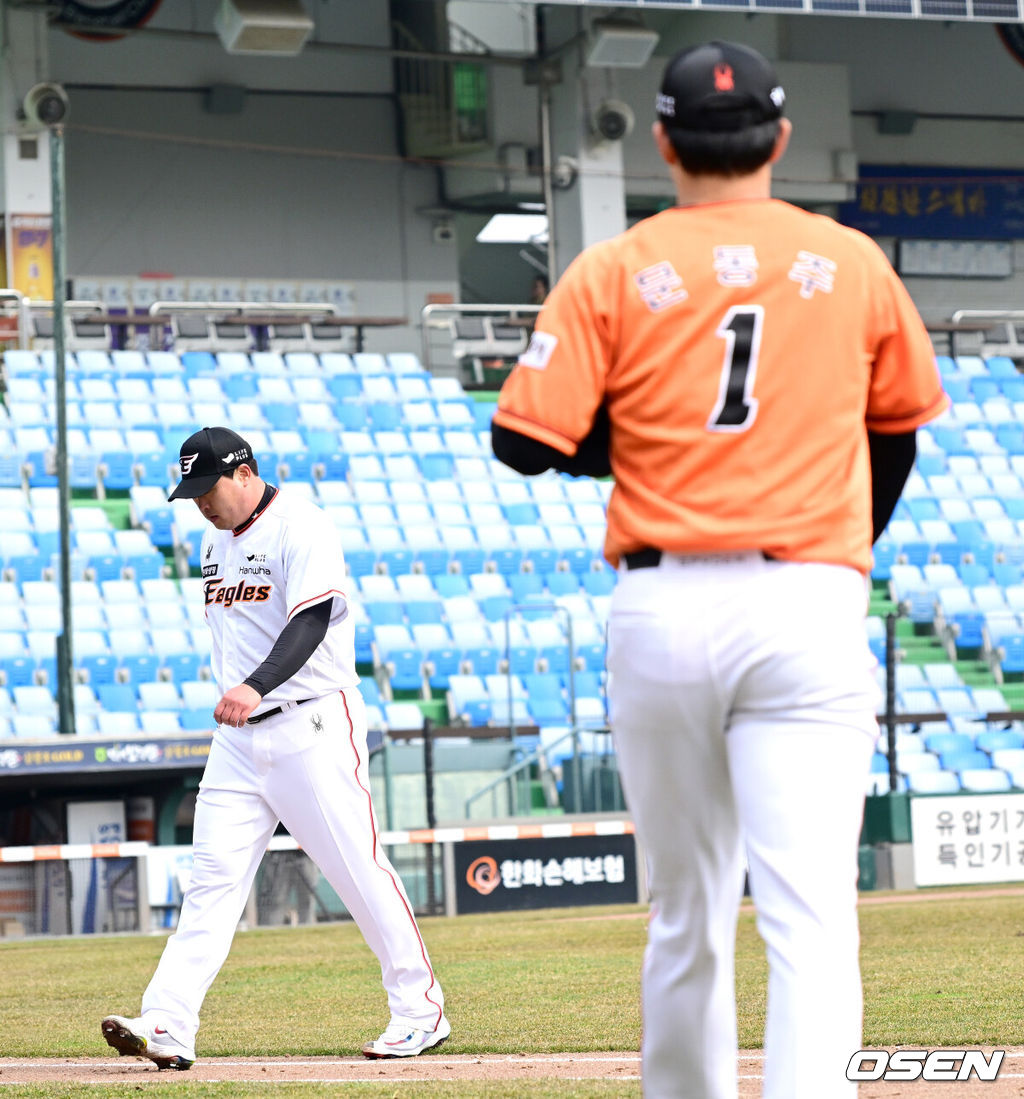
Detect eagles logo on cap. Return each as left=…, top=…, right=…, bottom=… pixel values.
left=168, top=426, right=256, bottom=501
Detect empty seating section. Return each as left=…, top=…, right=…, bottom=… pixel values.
left=20, top=344, right=1024, bottom=799
left=0, top=344, right=613, bottom=747
left=868, top=352, right=1024, bottom=794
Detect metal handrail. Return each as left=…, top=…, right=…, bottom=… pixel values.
left=463, top=741, right=537, bottom=818
left=950, top=309, right=1024, bottom=324
left=463, top=724, right=617, bottom=818
left=148, top=300, right=341, bottom=319
left=419, top=301, right=540, bottom=375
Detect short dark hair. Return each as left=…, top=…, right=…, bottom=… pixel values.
left=665, top=118, right=780, bottom=178
left=228, top=457, right=259, bottom=478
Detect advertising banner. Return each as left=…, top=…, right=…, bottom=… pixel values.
left=453, top=833, right=638, bottom=914
left=9, top=214, right=53, bottom=299
left=911, top=793, right=1024, bottom=886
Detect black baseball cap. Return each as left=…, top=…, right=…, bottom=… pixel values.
left=656, top=41, right=785, bottom=134
left=168, top=426, right=254, bottom=501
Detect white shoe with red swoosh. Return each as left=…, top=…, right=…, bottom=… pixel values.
left=101, top=1015, right=195, bottom=1070
left=361, top=1016, right=451, bottom=1059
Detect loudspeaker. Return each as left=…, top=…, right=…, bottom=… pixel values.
left=591, top=100, right=635, bottom=143
left=22, top=83, right=69, bottom=128
left=215, top=0, right=313, bottom=55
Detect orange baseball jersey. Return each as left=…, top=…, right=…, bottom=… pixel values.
left=493, top=198, right=949, bottom=573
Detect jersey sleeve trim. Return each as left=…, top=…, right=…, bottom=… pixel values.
left=288, top=589, right=347, bottom=621
left=865, top=391, right=950, bottom=435
left=491, top=408, right=577, bottom=457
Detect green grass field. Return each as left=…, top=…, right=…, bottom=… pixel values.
left=2, top=889, right=1024, bottom=1096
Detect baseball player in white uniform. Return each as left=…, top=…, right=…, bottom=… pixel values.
left=102, top=427, right=449, bottom=1069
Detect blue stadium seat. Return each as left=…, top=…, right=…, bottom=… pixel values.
left=162, top=652, right=204, bottom=682
left=976, top=728, right=1024, bottom=753
left=960, top=768, right=1011, bottom=793
left=381, top=648, right=425, bottom=694
left=354, top=623, right=374, bottom=665
left=489, top=547, right=524, bottom=576
left=506, top=644, right=539, bottom=676
left=480, top=594, right=514, bottom=623
left=907, top=770, right=960, bottom=794
left=418, top=454, right=456, bottom=481
left=433, top=574, right=470, bottom=598
left=460, top=644, right=501, bottom=675
left=924, top=731, right=974, bottom=755
left=941, top=749, right=991, bottom=772
left=509, top=573, right=544, bottom=602
left=998, top=633, right=1024, bottom=678
left=0, top=655, right=36, bottom=689
left=365, top=601, right=405, bottom=627
left=450, top=547, right=488, bottom=576
left=88, top=554, right=125, bottom=583
left=344, top=547, right=378, bottom=577
left=424, top=646, right=461, bottom=692
left=544, top=570, right=580, bottom=596
left=97, top=683, right=138, bottom=712
left=124, top=552, right=165, bottom=581
left=78, top=652, right=120, bottom=686
left=569, top=669, right=604, bottom=699
left=278, top=450, right=314, bottom=481
left=575, top=641, right=606, bottom=673
left=539, top=643, right=572, bottom=676
left=379, top=548, right=416, bottom=577
left=405, top=599, right=444, bottom=625
left=134, top=451, right=173, bottom=487
left=581, top=566, right=616, bottom=596
left=411, top=547, right=451, bottom=577
left=949, top=612, right=986, bottom=657
left=179, top=708, right=215, bottom=731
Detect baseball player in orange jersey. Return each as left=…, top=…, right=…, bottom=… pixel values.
left=493, top=42, right=948, bottom=1099
left=101, top=427, right=448, bottom=1069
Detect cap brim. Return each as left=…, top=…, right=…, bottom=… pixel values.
left=168, top=473, right=221, bottom=501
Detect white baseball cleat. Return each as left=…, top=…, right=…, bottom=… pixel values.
left=101, top=1014, right=195, bottom=1070
left=361, top=1015, right=451, bottom=1059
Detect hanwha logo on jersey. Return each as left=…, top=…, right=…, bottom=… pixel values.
left=180, top=452, right=200, bottom=475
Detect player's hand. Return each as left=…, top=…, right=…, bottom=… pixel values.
left=215, top=684, right=263, bottom=728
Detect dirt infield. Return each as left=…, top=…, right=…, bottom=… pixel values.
left=3, top=1050, right=1024, bottom=1093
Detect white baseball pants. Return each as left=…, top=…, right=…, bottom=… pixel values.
left=141, top=687, right=444, bottom=1047
left=607, top=553, right=878, bottom=1099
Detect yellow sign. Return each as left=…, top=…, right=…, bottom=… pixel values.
left=9, top=214, right=53, bottom=299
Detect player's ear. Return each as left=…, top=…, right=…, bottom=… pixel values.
left=769, top=118, right=792, bottom=165
left=652, top=121, right=678, bottom=167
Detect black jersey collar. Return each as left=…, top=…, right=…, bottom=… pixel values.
left=233, top=483, right=278, bottom=536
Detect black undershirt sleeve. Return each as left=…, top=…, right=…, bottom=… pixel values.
left=242, top=598, right=333, bottom=697
left=868, top=429, right=917, bottom=544
left=492, top=405, right=612, bottom=479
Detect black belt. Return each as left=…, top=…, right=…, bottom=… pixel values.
left=624, top=548, right=664, bottom=570
left=624, top=549, right=777, bottom=569
left=246, top=698, right=313, bottom=725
